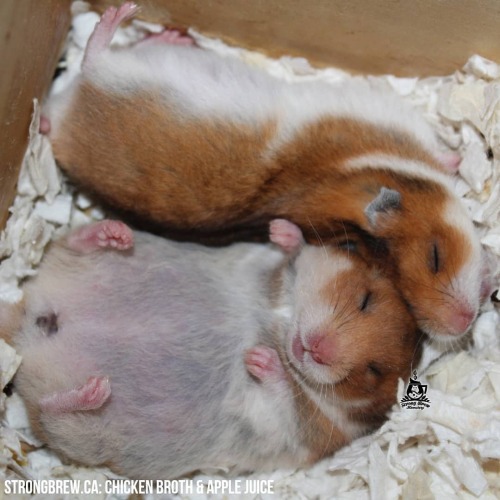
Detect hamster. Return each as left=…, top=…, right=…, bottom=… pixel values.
left=3, top=219, right=422, bottom=480
left=44, top=3, right=485, bottom=340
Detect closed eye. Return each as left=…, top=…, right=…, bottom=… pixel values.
left=359, top=291, right=372, bottom=312
left=430, top=242, right=440, bottom=274
left=368, top=363, right=383, bottom=377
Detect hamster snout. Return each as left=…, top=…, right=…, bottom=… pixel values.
left=307, top=332, right=339, bottom=366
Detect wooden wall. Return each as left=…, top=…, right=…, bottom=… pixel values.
left=2, top=0, right=500, bottom=229
left=0, top=0, right=71, bottom=230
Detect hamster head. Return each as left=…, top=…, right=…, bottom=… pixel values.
left=284, top=247, right=422, bottom=420
left=364, top=181, right=483, bottom=340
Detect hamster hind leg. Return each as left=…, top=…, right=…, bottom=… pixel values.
left=40, top=376, right=111, bottom=414
left=83, top=2, right=139, bottom=70
left=66, top=220, right=134, bottom=253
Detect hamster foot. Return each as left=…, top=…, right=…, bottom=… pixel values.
left=83, top=2, right=139, bottom=70
left=140, top=29, right=194, bottom=47
left=245, top=346, right=286, bottom=383
left=67, top=220, right=134, bottom=253
left=40, top=376, right=111, bottom=414
left=269, top=219, right=304, bottom=253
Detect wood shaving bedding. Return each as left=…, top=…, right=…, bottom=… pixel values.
left=0, top=2, right=498, bottom=498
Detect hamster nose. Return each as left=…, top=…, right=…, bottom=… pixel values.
left=311, top=350, right=328, bottom=365
left=450, top=306, right=475, bottom=335
left=309, top=332, right=336, bottom=366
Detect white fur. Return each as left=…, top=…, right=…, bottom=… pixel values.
left=221, top=371, right=310, bottom=471
left=271, top=78, right=440, bottom=154
left=89, top=46, right=282, bottom=125
left=56, top=42, right=439, bottom=156
left=344, top=153, right=454, bottom=188
left=289, top=372, right=369, bottom=439
left=44, top=83, right=80, bottom=140
left=443, top=199, right=482, bottom=309
left=290, top=247, right=352, bottom=339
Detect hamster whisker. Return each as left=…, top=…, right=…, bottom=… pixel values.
left=306, top=217, right=328, bottom=259
left=410, top=332, right=426, bottom=371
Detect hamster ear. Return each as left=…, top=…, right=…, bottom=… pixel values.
left=364, top=187, right=402, bottom=233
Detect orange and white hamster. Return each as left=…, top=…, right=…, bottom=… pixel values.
left=3, top=219, right=421, bottom=479
left=44, top=3, right=485, bottom=339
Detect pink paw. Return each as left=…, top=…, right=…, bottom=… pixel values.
left=269, top=219, right=304, bottom=253
left=40, top=376, right=111, bottom=414
left=94, top=220, right=134, bottom=250
left=83, top=2, right=139, bottom=70
left=140, top=29, right=195, bottom=47
left=245, top=346, right=286, bottom=382
left=67, top=220, right=134, bottom=253
left=97, top=2, right=139, bottom=37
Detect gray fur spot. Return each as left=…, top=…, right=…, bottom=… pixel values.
left=36, top=313, right=59, bottom=335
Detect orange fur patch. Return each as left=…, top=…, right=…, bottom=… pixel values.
left=52, top=87, right=441, bottom=234
left=52, top=82, right=279, bottom=228
left=290, top=377, right=351, bottom=461
left=289, top=252, right=422, bottom=457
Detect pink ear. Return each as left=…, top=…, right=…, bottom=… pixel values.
left=436, top=152, right=461, bottom=174
left=269, top=219, right=304, bottom=253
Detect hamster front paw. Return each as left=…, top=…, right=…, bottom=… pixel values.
left=245, top=346, right=286, bottom=383
left=269, top=219, right=304, bottom=253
